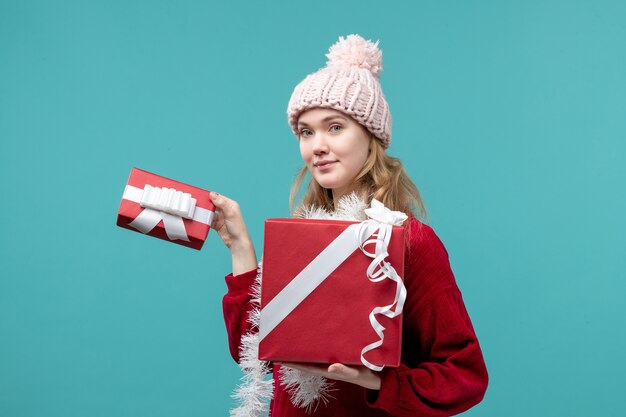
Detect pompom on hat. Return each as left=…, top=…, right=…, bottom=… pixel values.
left=287, top=34, right=392, bottom=147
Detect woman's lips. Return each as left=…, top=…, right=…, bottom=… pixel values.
left=315, top=161, right=337, bottom=171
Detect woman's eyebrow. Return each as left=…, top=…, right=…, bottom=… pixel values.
left=298, top=115, right=348, bottom=127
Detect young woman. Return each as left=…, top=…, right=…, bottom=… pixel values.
left=210, top=35, right=488, bottom=417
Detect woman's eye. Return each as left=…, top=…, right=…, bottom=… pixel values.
left=330, top=124, right=342, bottom=132
left=300, top=129, right=312, bottom=137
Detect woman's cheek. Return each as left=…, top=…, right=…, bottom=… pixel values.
left=298, top=142, right=308, bottom=160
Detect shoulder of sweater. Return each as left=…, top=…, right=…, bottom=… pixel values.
left=404, top=215, right=449, bottom=258
left=401, top=215, right=458, bottom=300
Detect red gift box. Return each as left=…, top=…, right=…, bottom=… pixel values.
left=258, top=217, right=406, bottom=369
left=116, top=167, right=215, bottom=250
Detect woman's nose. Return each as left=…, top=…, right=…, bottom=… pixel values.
left=312, top=133, right=329, bottom=154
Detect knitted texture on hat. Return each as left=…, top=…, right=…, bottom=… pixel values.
left=287, top=35, right=392, bottom=147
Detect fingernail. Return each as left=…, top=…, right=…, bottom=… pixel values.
left=210, top=191, right=218, bottom=198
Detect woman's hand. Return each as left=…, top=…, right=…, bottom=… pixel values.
left=209, top=192, right=257, bottom=274
left=209, top=192, right=249, bottom=248
left=278, top=362, right=381, bottom=390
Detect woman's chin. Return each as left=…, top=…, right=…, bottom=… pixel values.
left=312, top=175, right=352, bottom=195
left=315, top=180, right=342, bottom=190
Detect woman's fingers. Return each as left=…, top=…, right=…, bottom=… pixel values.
left=210, top=209, right=222, bottom=230
left=211, top=211, right=232, bottom=246
left=280, top=362, right=352, bottom=379
left=279, top=362, right=381, bottom=390
left=279, top=362, right=328, bottom=375
left=328, top=363, right=359, bottom=379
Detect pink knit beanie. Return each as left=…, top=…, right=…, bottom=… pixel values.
left=287, top=34, right=392, bottom=148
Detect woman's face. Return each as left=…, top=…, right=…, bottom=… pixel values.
left=297, top=108, right=371, bottom=198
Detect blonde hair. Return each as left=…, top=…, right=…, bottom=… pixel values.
left=289, top=136, right=429, bottom=224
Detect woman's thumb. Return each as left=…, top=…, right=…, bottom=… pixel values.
left=209, top=191, right=241, bottom=220
left=210, top=191, right=235, bottom=216
left=209, top=191, right=222, bottom=207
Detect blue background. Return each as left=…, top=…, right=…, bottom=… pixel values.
left=1, top=1, right=625, bottom=416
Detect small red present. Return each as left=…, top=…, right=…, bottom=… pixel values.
left=258, top=202, right=407, bottom=370
left=117, top=167, right=215, bottom=250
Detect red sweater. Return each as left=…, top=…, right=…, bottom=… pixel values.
left=222, top=217, right=488, bottom=416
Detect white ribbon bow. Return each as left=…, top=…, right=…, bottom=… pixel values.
left=122, top=184, right=214, bottom=242
left=363, top=199, right=408, bottom=226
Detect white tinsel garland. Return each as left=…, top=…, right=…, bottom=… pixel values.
left=230, top=264, right=273, bottom=417
left=229, top=193, right=369, bottom=417
left=278, top=366, right=336, bottom=413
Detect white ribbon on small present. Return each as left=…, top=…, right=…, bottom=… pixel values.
left=122, top=184, right=214, bottom=242
left=258, top=199, right=407, bottom=371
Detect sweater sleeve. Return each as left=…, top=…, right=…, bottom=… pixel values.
left=366, top=220, right=488, bottom=416
left=222, top=268, right=258, bottom=363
